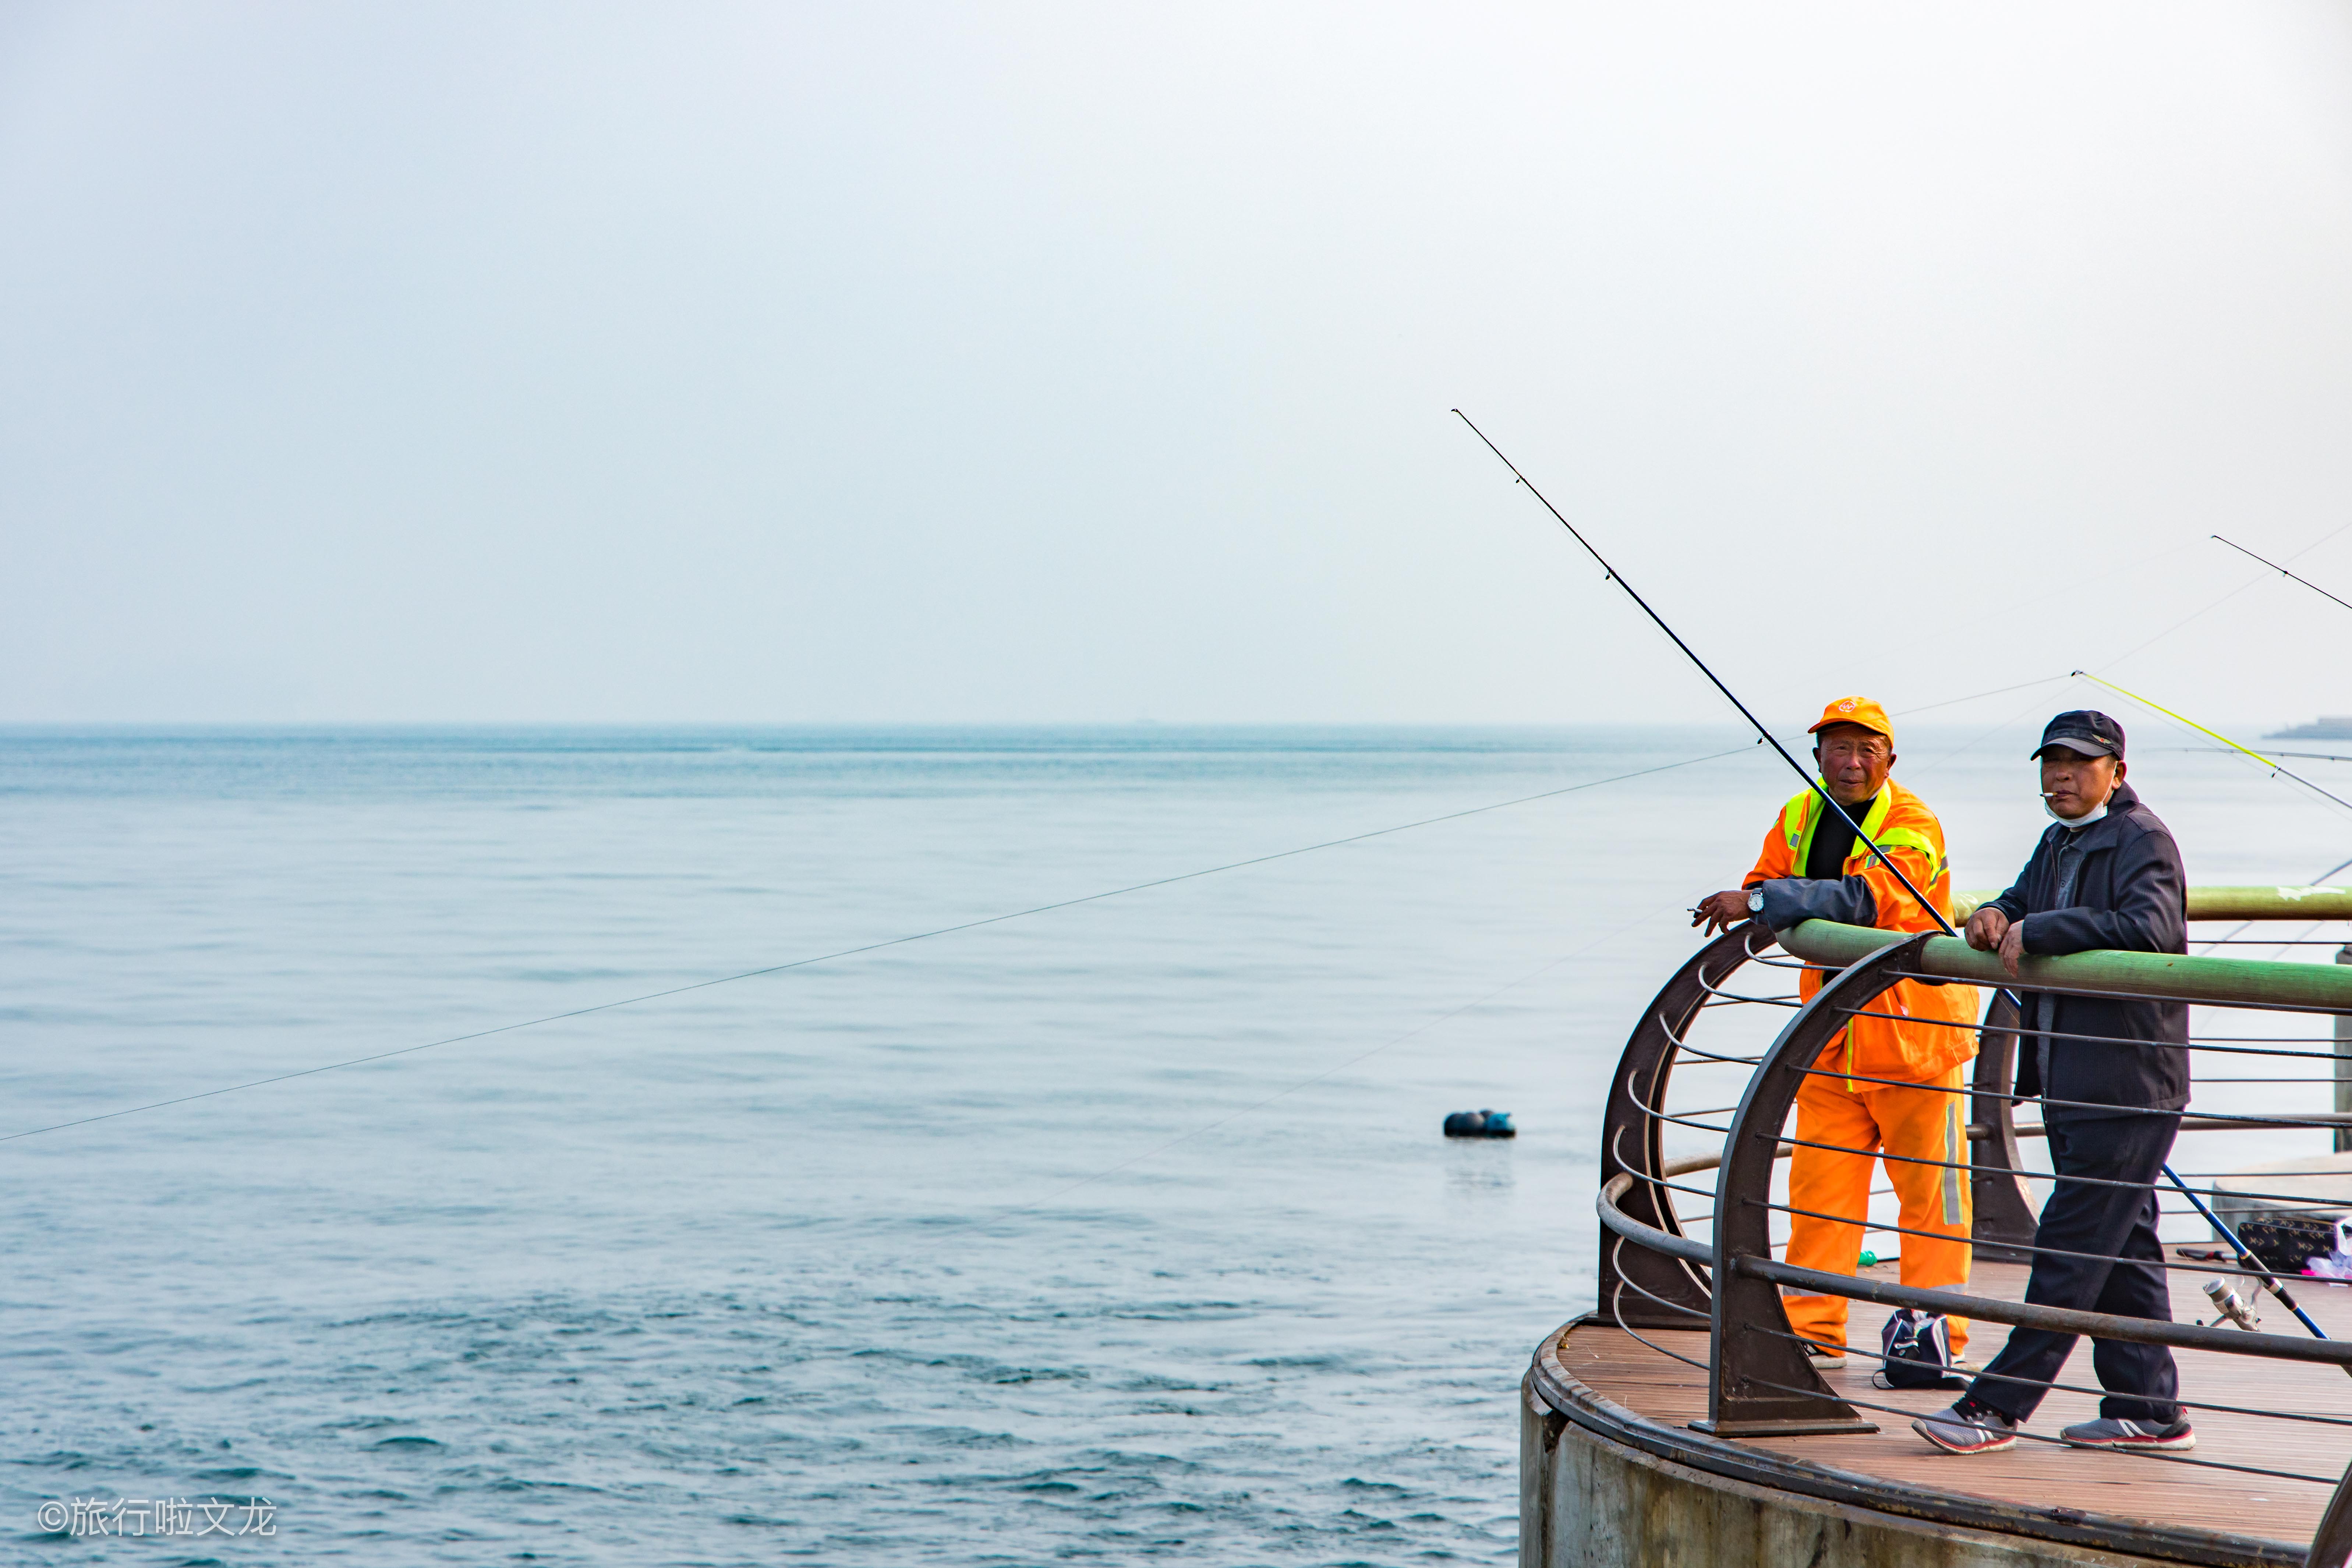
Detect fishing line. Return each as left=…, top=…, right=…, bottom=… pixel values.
left=2170, top=749, right=2352, bottom=765
left=1899, top=676, right=2093, bottom=783
left=2233, top=919, right=2331, bottom=961
left=1889, top=675, right=2073, bottom=719
left=1023, top=669, right=2100, bottom=1208
left=1454, top=410, right=1956, bottom=937
left=1735, top=676, right=2085, bottom=789
left=1740, top=675, right=2079, bottom=759
left=1740, top=675, right=2086, bottom=816
left=1011, top=904, right=1674, bottom=1211
left=1953, top=537, right=2206, bottom=636
left=2100, top=517, right=2352, bottom=671
left=1798, top=675, right=2091, bottom=787
left=2073, top=670, right=2352, bottom=822
left=2096, top=573, right=2270, bottom=672
left=0, top=743, right=1754, bottom=1146
left=2212, top=535, right=2352, bottom=615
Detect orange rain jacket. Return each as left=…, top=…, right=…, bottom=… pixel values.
left=1743, top=780, right=1979, bottom=1086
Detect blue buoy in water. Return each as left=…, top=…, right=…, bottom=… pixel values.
left=1443, top=1108, right=1516, bottom=1139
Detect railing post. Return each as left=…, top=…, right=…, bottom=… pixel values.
left=2335, top=943, right=2352, bottom=1155
left=2310, top=1459, right=2352, bottom=1568
left=1594, top=922, right=1769, bottom=1327
left=1694, top=935, right=1932, bottom=1437
left=1969, top=989, right=2039, bottom=1264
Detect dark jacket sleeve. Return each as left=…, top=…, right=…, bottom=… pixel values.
left=2019, top=820, right=2186, bottom=956
left=1757, top=875, right=1877, bottom=932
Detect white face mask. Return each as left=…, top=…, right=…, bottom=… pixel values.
left=2044, top=769, right=2119, bottom=827
left=2044, top=796, right=2108, bottom=828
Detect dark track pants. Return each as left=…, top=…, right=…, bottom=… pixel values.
left=1968, top=1110, right=2183, bottom=1426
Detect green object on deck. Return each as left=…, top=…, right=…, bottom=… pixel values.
left=1779, top=920, right=2352, bottom=1013
left=1952, top=886, right=2352, bottom=924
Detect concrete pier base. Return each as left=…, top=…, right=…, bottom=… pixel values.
left=1517, top=1317, right=2303, bottom=1568
left=1521, top=1373, right=2171, bottom=1568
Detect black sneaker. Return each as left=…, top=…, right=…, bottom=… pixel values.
left=1800, top=1339, right=1846, bottom=1368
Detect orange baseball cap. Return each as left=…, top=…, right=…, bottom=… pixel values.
left=1807, top=695, right=1892, bottom=740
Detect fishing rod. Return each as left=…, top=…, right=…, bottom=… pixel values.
left=2213, top=535, right=2352, bottom=615
left=2162, top=1170, right=2336, bottom=1352
left=1452, top=410, right=1955, bottom=937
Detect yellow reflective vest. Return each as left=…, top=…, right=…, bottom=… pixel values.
left=1743, top=779, right=1979, bottom=1085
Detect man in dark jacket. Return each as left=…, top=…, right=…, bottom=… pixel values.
left=1914, top=710, right=2194, bottom=1455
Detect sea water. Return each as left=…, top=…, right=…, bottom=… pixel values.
left=1, top=725, right=2338, bottom=1564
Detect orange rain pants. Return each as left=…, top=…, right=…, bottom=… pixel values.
left=1783, top=1062, right=1972, bottom=1358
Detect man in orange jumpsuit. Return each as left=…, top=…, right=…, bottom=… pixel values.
left=1695, top=696, right=1980, bottom=1368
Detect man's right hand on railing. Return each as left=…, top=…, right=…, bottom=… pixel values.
left=1965, top=904, right=2025, bottom=978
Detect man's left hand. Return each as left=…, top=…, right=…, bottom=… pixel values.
left=1997, top=918, right=2026, bottom=978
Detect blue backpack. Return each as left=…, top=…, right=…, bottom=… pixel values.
left=1874, top=1309, right=1965, bottom=1391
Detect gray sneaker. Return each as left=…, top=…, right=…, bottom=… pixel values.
left=2059, top=1416, right=2194, bottom=1451
left=1800, top=1340, right=1846, bottom=1368
left=1913, top=1399, right=2019, bottom=1454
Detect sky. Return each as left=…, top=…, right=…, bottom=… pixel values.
left=4, top=2, right=2351, bottom=729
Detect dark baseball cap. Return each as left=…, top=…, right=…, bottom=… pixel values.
left=2032, top=710, right=2126, bottom=761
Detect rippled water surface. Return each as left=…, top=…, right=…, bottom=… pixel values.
left=2, top=724, right=2332, bottom=1563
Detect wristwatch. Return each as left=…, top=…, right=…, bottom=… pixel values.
left=1747, top=889, right=1765, bottom=914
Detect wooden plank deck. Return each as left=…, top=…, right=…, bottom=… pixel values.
left=1564, top=1253, right=2352, bottom=1550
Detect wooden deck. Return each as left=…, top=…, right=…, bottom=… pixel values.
left=1557, top=1254, right=2352, bottom=1554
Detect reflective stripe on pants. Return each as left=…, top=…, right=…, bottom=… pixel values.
left=1782, top=1061, right=1973, bottom=1356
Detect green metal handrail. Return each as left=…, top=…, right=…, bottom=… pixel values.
left=1952, top=886, right=2352, bottom=924
left=1780, top=920, right=2352, bottom=1013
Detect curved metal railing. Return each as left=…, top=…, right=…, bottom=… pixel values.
left=1594, top=890, right=2352, bottom=1568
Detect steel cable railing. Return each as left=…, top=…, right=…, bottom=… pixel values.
left=1592, top=907, right=2352, bottom=1568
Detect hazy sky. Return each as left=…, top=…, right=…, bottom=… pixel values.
left=6, top=3, right=2351, bottom=727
